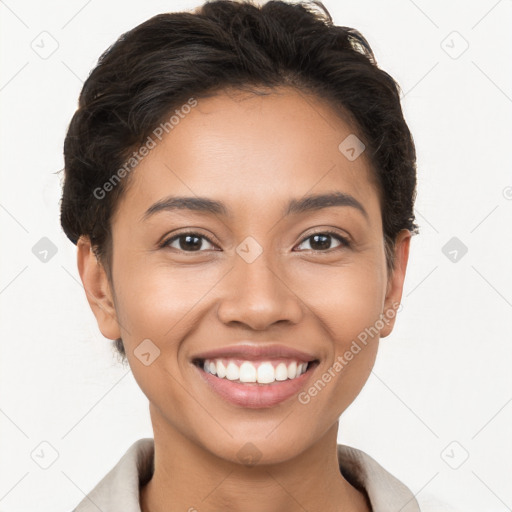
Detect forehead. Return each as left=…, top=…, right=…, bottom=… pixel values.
left=114, top=86, right=381, bottom=226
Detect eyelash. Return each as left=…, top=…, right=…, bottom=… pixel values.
left=160, top=229, right=351, bottom=253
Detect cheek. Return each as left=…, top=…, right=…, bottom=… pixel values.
left=293, top=254, right=386, bottom=345
left=110, top=264, right=212, bottom=429
left=294, top=300, right=382, bottom=433
left=293, top=258, right=385, bottom=409
left=323, top=273, right=384, bottom=350
left=113, top=261, right=215, bottom=341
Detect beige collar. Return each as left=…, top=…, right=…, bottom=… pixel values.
left=73, top=437, right=420, bottom=512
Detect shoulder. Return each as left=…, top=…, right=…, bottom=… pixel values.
left=417, top=493, right=463, bottom=512
left=337, top=444, right=457, bottom=512
left=72, top=438, right=154, bottom=512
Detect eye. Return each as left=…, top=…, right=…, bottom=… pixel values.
left=160, top=229, right=350, bottom=253
left=295, top=230, right=351, bottom=252
left=162, top=232, right=218, bottom=252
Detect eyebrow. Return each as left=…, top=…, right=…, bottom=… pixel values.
left=142, top=191, right=369, bottom=222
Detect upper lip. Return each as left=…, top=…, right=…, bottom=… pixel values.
left=191, top=343, right=318, bottom=363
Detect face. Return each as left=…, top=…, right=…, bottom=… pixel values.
left=78, top=86, right=410, bottom=465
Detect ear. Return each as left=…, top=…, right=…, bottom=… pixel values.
left=76, top=236, right=121, bottom=340
left=380, top=229, right=411, bottom=338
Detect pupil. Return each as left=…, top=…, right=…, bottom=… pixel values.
left=180, top=235, right=202, bottom=251
left=311, top=234, right=330, bottom=250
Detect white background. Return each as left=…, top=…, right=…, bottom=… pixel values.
left=1, top=0, right=511, bottom=510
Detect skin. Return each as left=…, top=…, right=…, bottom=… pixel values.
left=77, top=86, right=411, bottom=512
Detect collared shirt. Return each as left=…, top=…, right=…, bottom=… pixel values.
left=72, top=438, right=427, bottom=511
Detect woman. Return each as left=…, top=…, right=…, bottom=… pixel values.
left=61, top=0, right=429, bottom=510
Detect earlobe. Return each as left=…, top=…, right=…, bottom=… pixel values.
left=380, top=229, right=411, bottom=338
left=76, top=236, right=121, bottom=340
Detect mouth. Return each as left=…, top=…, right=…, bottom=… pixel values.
left=192, top=357, right=319, bottom=385
left=191, top=356, right=320, bottom=409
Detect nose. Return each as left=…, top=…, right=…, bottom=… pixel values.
left=216, top=251, right=304, bottom=331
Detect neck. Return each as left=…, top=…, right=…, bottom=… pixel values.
left=140, top=406, right=370, bottom=512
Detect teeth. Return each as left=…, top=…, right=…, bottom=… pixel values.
left=288, top=361, right=297, bottom=379
left=257, top=362, right=275, bottom=384
left=275, top=363, right=288, bottom=381
left=239, top=361, right=257, bottom=382
left=226, top=361, right=239, bottom=380
left=216, top=360, right=226, bottom=378
left=202, top=359, right=310, bottom=384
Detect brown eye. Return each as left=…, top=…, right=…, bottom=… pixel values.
left=295, top=231, right=350, bottom=252
left=163, top=232, right=217, bottom=252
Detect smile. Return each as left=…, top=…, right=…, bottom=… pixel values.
left=201, top=358, right=310, bottom=384
left=192, top=357, right=319, bottom=408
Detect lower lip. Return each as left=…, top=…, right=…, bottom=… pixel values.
left=193, top=362, right=317, bottom=409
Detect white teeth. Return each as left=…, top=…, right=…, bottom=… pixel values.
left=287, top=361, right=297, bottom=379
left=239, top=361, right=257, bottom=382
left=202, top=358, right=310, bottom=384
left=257, top=362, right=275, bottom=384
left=225, top=361, right=240, bottom=381
left=216, top=360, right=226, bottom=378
left=275, top=363, right=288, bottom=381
